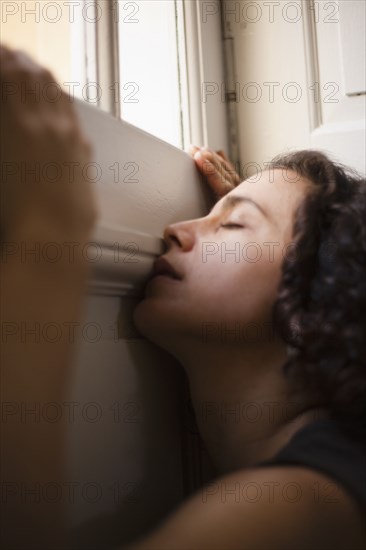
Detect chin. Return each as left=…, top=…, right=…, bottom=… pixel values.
left=132, top=295, right=199, bottom=353
left=132, top=298, right=156, bottom=339
left=132, top=296, right=178, bottom=347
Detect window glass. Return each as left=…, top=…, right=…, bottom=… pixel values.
left=118, top=0, right=187, bottom=148
left=0, top=0, right=191, bottom=147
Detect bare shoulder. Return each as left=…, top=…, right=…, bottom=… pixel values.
left=123, top=466, right=366, bottom=550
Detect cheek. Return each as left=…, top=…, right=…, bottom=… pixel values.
left=188, top=246, right=284, bottom=324
left=133, top=243, right=284, bottom=342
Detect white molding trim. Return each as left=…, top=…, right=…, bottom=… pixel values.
left=312, top=119, right=366, bottom=137
left=302, top=0, right=323, bottom=132
left=83, top=0, right=230, bottom=151
left=82, top=0, right=121, bottom=118
left=74, top=98, right=214, bottom=297
left=221, top=1, right=241, bottom=167
left=183, top=0, right=205, bottom=146
left=311, top=119, right=366, bottom=176
left=95, top=0, right=121, bottom=117
left=302, top=0, right=366, bottom=174
left=183, top=0, right=230, bottom=151
left=88, top=224, right=163, bottom=296
left=83, top=0, right=98, bottom=103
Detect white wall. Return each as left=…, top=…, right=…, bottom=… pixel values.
left=225, top=0, right=365, bottom=175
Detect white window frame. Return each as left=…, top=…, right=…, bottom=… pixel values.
left=301, top=0, right=366, bottom=174
left=84, top=0, right=230, bottom=151
left=75, top=1, right=233, bottom=296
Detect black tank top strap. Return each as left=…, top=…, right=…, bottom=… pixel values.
left=255, top=418, right=366, bottom=514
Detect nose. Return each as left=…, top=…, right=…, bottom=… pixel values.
left=163, top=219, right=197, bottom=252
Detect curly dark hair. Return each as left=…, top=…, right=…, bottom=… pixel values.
left=267, top=150, right=366, bottom=425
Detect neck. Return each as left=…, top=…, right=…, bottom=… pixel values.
left=175, top=339, right=328, bottom=474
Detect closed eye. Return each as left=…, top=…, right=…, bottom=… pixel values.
left=220, top=224, right=244, bottom=229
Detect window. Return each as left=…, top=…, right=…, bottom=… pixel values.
left=0, top=1, right=190, bottom=147
left=0, top=0, right=229, bottom=152
left=118, top=0, right=189, bottom=149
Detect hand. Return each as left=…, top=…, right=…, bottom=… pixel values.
left=188, top=144, right=241, bottom=199
left=0, top=44, right=98, bottom=245
left=0, top=46, right=99, bottom=548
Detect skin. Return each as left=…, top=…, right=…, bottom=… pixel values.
left=0, top=45, right=97, bottom=548
left=130, top=155, right=366, bottom=549
left=133, top=166, right=327, bottom=473
left=1, top=45, right=365, bottom=549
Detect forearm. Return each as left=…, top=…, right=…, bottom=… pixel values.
left=1, top=224, right=91, bottom=548
left=0, top=44, right=98, bottom=548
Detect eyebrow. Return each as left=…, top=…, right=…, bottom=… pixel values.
left=209, top=195, right=269, bottom=219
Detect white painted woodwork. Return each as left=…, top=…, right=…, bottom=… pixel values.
left=310, top=0, right=366, bottom=173
left=227, top=0, right=312, bottom=175
left=228, top=0, right=365, bottom=175
left=192, top=0, right=230, bottom=151
left=63, top=97, right=215, bottom=547
left=338, top=0, right=366, bottom=95
left=74, top=98, right=214, bottom=296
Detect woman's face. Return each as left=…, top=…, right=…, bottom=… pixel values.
left=133, top=168, right=311, bottom=351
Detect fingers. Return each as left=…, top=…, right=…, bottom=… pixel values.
left=216, top=150, right=241, bottom=185
left=187, top=144, right=241, bottom=198
left=0, top=44, right=98, bottom=238
left=192, top=150, right=235, bottom=198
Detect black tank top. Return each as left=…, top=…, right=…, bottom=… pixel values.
left=255, top=418, right=366, bottom=514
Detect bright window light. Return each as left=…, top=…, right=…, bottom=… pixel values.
left=118, top=0, right=188, bottom=149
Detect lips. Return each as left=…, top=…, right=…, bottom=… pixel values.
left=152, top=256, right=182, bottom=280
